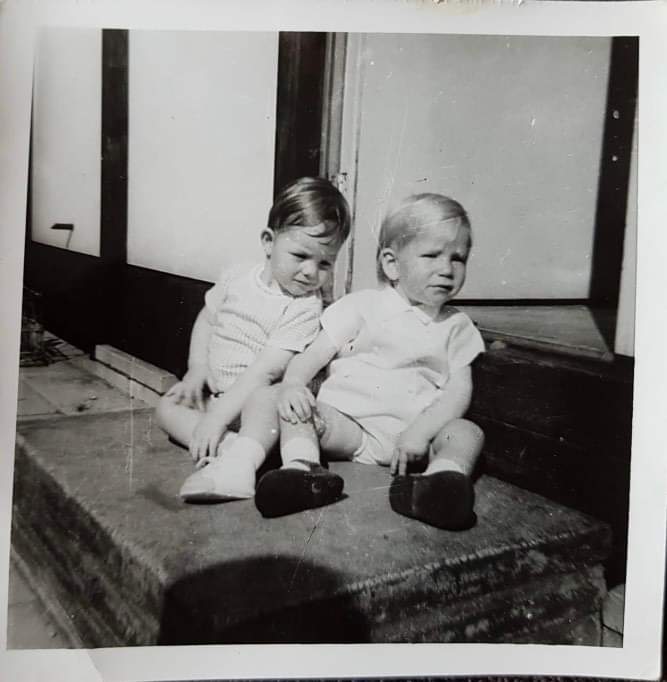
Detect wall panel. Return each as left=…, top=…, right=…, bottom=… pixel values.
left=127, top=31, right=279, bottom=283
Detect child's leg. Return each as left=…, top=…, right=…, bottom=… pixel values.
left=281, top=402, right=365, bottom=467
left=426, top=418, right=485, bottom=476
left=255, top=403, right=363, bottom=518
left=389, top=419, right=484, bottom=531
left=179, top=386, right=281, bottom=502
left=155, top=393, right=204, bottom=449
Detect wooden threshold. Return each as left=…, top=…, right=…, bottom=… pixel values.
left=459, top=305, right=616, bottom=362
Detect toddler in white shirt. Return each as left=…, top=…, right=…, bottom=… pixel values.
left=238, top=193, right=485, bottom=530
left=156, top=177, right=350, bottom=502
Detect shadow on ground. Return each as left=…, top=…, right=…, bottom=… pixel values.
left=158, top=554, right=369, bottom=644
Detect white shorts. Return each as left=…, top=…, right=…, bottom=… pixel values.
left=351, top=428, right=394, bottom=467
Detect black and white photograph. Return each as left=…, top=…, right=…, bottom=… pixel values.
left=1, top=1, right=666, bottom=680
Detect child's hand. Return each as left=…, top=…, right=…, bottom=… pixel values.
left=390, top=429, right=432, bottom=476
left=189, top=412, right=227, bottom=463
left=278, top=382, right=316, bottom=424
left=165, top=367, right=208, bottom=411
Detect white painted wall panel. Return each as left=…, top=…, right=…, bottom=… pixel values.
left=127, top=31, right=278, bottom=283
left=31, top=28, right=102, bottom=256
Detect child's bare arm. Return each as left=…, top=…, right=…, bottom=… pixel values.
left=278, top=331, right=338, bottom=423
left=391, top=366, right=473, bottom=475
left=189, top=346, right=294, bottom=462
left=165, top=307, right=212, bottom=411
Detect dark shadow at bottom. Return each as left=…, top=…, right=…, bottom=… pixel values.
left=157, top=555, right=371, bottom=644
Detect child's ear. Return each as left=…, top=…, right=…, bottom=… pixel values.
left=260, top=228, right=275, bottom=257
left=379, top=247, right=400, bottom=282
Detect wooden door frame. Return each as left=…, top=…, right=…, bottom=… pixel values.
left=319, top=32, right=367, bottom=299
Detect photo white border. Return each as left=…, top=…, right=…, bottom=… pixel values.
left=1, top=1, right=666, bottom=680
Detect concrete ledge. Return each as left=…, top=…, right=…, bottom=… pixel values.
left=75, top=357, right=163, bottom=409
left=13, top=408, right=611, bottom=646
left=94, top=345, right=179, bottom=395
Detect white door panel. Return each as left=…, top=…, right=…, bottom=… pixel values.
left=340, top=34, right=611, bottom=299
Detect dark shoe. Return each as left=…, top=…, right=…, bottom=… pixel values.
left=255, top=460, right=344, bottom=518
left=389, top=471, right=476, bottom=530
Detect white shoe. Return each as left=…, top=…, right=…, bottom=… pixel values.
left=179, top=455, right=255, bottom=502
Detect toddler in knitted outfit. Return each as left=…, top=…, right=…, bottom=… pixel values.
left=156, top=177, right=350, bottom=501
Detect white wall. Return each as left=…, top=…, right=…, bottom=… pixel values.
left=31, top=28, right=102, bottom=256
left=344, top=34, right=611, bottom=299
left=127, top=31, right=278, bottom=283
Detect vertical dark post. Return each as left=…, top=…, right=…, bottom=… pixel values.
left=100, top=29, right=129, bottom=346
left=101, top=29, right=128, bottom=265
left=589, top=37, right=638, bottom=346
left=25, top=109, right=33, bottom=246
left=274, top=32, right=327, bottom=195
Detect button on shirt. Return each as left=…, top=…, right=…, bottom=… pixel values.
left=317, top=286, right=485, bottom=442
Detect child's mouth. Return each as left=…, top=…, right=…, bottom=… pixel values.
left=293, top=280, right=313, bottom=290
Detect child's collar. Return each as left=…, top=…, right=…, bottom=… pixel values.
left=378, top=285, right=456, bottom=325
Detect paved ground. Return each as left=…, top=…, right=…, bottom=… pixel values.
left=7, top=561, right=69, bottom=648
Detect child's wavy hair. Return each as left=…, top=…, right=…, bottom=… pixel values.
left=268, top=177, right=351, bottom=244
left=376, top=193, right=471, bottom=283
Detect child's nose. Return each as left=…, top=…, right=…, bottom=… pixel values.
left=439, top=258, right=453, bottom=276
left=301, top=261, right=317, bottom=278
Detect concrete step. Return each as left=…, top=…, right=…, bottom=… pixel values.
left=12, top=407, right=611, bottom=646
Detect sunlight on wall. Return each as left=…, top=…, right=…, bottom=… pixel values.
left=345, top=34, right=611, bottom=300
left=127, top=31, right=278, bottom=283
left=31, top=28, right=102, bottom=256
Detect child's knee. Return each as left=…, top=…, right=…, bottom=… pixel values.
left=461, top=419, right=485, bottom=448
left=434, top=418, right=484, bottom=451
left=155, top=392, right=193, bottom=431
left=154, top=394, right=173, bottom=430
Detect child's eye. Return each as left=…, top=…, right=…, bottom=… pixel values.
left=452, top=254, right=467, bottom=263
left=319, top=261, right=332, bottom=270
left=421, top=253, right=439, bottom=259
left=291, top=252, right=307, bottom=260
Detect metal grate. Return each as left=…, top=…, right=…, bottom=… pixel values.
left=20, top=288, right=67, bottom=367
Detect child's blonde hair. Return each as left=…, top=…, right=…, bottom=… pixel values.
left=376, top=193, right=471, bottom=283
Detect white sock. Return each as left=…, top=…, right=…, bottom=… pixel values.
left=190, top=436, right=265, bottom=498
left=282, top=436, right=320, bottom=469
left=222, top=436, right=266, bottom=469
left=424, top=458, right=466, bottom=476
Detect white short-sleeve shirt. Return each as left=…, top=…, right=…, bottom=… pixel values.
left=317, top=286, right=485, bottom=445
left=204, top=263, right=322, bottom=393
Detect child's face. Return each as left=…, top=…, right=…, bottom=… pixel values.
left=383, top=221, right=470, bottom=311
left=261, top=223, right=342, bottom=297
